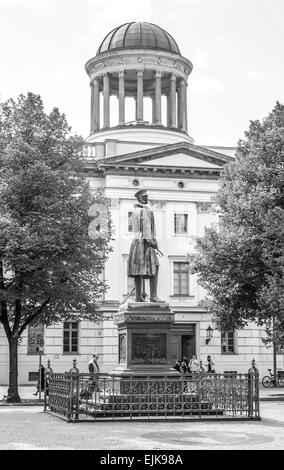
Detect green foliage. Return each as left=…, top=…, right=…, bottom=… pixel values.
left=0, top=93, right=112, bottom=338
left=191, top=102, right=284, bottom=336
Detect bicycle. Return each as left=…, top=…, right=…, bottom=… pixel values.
left=262, top=369, right=276, bottom=388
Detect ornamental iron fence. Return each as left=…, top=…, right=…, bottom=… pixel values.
left=44, top=360, right=260, bottom=422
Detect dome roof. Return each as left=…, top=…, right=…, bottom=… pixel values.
left=97, top=22, right=180, bottom=56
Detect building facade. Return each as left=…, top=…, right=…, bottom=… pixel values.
left=0, top=22, right=282, bottom=385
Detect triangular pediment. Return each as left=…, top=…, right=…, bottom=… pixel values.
left=139, top=153, right=222, bottom=168
left=99, top=141, right=233, bottom=171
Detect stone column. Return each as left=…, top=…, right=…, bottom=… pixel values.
left=155, top=71, right=162, bottom=125
left=93, top=78, right=100, bottom=131
left=170, top=74, right=177, bottom=128
left=136, top=69, right=144, bottom=122
left=90, top=81, right=94, bottom=133
left=118, top=70, right=125, bottom=125
left=166, top=94, right=171, bottom=127
left=178, top=78, right=186, bottom=132
left=185, top=81, right=188, bottom=132
left=103, top=73, right=110, bottom=128
left=151, top=94, right=156, bottom=124
left=134, top=96, right=137, bottom=122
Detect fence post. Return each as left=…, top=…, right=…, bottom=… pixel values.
left=44, top=360, right=53, bottom=411
left=248, top=358, right=259, bottom=418
left=69, top=359, right=80, bottom=421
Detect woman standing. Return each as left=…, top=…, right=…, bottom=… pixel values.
left=205, top=355, right=215, bottom=373
left=189, top=355, right=199, bottom=373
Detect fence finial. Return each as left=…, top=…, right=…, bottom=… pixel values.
left=70, top=358, right=79, bottom=374
left=248, top=358, right=259, bottom=374
left=46, top=359, right=53, bottom=373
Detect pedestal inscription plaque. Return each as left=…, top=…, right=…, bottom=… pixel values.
left=131, top=333, right=167, bottom=364
left=113, top=301, right=176, bottom=375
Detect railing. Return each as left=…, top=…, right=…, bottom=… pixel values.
left=81, top=144, right=97, bottom=159
left=44, top=360, right=260, bottom=422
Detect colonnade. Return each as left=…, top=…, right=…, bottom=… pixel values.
left=90, top=70, right=188, bottom=133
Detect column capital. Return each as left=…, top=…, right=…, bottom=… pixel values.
left=119, top=70, right=125, bottom=78
left=170, top=73, right=177, bottom=81
left=136, top=69, right=144, bottom=76
left=155, top=70, right=162, bottom=78
left=90, top=81, right=94, bottom=88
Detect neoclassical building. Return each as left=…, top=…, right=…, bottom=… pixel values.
left=0, top=22, right=279, bottom=385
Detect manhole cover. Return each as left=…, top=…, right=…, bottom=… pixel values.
left=141, top=431, right=274, bottom=447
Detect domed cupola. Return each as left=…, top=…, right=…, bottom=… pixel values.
left=97, top=22, right=181, bottom=56
left=85, top=22, right=193, bottom=139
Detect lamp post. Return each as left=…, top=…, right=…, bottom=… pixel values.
left=38, top=339, right=44, bottom=401
left=206, top=325, right=213, bottom=345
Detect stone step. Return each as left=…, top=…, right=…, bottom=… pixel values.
left=79, top=400, right=216, bottom=412
left=78, top=402, right=224, bottom=417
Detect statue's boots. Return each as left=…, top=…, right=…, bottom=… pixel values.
left=150, top=268, right=163, bottom=302
left=135, top=276, right=145, bottom=302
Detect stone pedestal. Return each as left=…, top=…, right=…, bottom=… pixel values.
left=112, top=301, right=177, bottom=376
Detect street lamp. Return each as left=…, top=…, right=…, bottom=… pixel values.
left=206, top=325, right=213, bottom=345
left=38, top=338, right=44, bottom=400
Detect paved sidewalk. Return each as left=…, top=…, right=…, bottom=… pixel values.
left=0, top=385, right=44, bottom=405
left=259, top=386, right=284, bottom=401
left=0, top=384, right=284, bottom=405
left=0, top=402, right=284, bottom=450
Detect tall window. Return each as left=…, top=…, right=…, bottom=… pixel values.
left=174, top=213, right=188, bottom=234
left=221, top=331, right=235, bottom=354
left=173, top=262, right=189, bottom=296
left=128, top=211, right=133, bottom=232
left=27, top=323, right=44, bottom=354
left=63, top=321, right=79, bottom=354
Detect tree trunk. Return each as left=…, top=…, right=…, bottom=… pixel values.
left=7, top=336, right=21, bottom=403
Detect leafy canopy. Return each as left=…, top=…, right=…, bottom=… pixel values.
left=0, top=93, right=111, bottom=337
left=191, top=102, right=284, bottom=338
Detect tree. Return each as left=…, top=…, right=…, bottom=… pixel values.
left=191, top=102, right=284, bottom=341
left=0, top=93, right=112, bottom=402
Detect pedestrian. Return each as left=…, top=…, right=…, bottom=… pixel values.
left=181, top=357, right=189, bottom=374
left=198, top=360, right=205, bottom=373
left=189, top=355, right=199, bottom=373
left=88, top=354, right=100, bottom=403
left=173, top=360, right=182, bottom=372
left=182, top=356, right=189, bottom=368
left=88, top=353, right=100, bottom=374
left=33, top=364, right=45, bottom=396
left=205, top=355, right=215, bottom=373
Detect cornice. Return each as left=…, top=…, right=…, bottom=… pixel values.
left=101, top=141, right=232, bottom=166
left=85, top=49, right=193, bottom=82
left=82, top=162, right=222, bottom=180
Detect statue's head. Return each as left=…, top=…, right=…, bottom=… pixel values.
left=135, top=189, right=148, bottom=205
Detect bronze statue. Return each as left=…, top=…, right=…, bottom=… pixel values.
left=128, top=189, right=163, bottom=302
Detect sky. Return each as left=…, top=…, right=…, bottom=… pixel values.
left=0, top=0, right=283, bottom=146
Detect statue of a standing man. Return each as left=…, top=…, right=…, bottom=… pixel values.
left=128, top=189, right=163, bottom=303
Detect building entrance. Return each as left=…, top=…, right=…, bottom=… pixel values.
left=170, top=323, right=196, bottom=364
left=181, top=334, right=195, bottom=360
